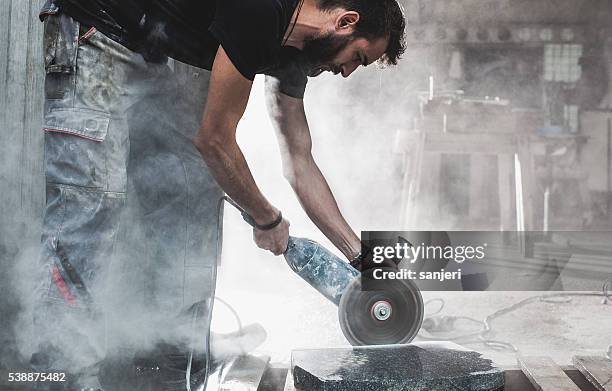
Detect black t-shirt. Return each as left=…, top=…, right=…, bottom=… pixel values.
left=55, top=0, right=309, bottom=98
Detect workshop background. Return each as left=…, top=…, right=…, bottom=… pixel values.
left=1, top=0, right=612, bottom=373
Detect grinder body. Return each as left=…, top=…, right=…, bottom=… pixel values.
left=284, top=236, right=359, bottom=305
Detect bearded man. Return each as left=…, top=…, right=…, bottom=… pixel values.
left=33, top=0, right=405, bottom=389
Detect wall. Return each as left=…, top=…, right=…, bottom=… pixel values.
left=0, top=0, right=45, bottom=246
left=0, top=0, right=45, bottom=367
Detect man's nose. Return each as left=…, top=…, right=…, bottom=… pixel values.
left=341, top=62, right=359, bottom=78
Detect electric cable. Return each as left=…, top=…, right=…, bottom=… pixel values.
left=424, top=297, right=445, bottom=316
left=603, top=279, right=612, bottom=304
left=185, top=304, right=199, bottom=391
left=187, top=296, right=243, bottom=391
left=213, top=296, right=244, bottom=332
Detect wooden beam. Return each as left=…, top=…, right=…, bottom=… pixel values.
left=21, top=0, right=45, bottom=224
left=0, top=0, right=45, bottom=246
left=0, top=0, right=10, bottom=137
left=518, top=356, right=581, bottom=391
left=572, top=356, right=612, bottom=391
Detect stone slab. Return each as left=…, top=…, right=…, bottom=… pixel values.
left=572, top=356, right=612, bottom=391
left=291, top=342, right=504, bottom=391
left=518, top=356, right=581, bottom=391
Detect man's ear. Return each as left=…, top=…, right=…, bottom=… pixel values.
left=335, top=11, right=359, bottom=35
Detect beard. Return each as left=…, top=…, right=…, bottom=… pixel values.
left=301, top=32, right=353, bottom=76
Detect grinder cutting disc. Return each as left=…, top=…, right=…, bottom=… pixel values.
left=338, top=267, right=424, bottom=346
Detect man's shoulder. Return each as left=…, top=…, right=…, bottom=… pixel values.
left=264, top=48, right=310, bottom=99
left=211, top=0, right=295, bottom=80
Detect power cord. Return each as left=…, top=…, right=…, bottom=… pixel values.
left=420, top=279, right=612, bottom=359
left=213, top=297, right=244, bottom=332
left=185, top=297, right=244, bottom=391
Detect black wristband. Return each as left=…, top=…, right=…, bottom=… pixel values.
left=242, top=210, right=283, bottom=231
left=349, top=244, right=372, bottom=271
left=349, top=253, right=362, bottom=270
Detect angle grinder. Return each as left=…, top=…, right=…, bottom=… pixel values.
left=221, top=196, right=423, bottom=346
left=284, top=236, right=424, bottom=346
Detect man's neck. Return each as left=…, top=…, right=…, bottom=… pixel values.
left=283, top=0, right=335, bottom=49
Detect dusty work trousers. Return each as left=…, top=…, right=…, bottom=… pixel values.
left=34, top=2, right=222, bottom=388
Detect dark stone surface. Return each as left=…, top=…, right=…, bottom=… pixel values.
left=291, top=342, right=504, bottom=391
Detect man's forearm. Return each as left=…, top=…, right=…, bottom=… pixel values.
left=288, top=156, right=361, bottom=260
left=196, top=135, right=278, bottom=225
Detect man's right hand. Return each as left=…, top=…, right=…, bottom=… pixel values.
left=197, top=46, right=288, bottom=256
left=253, top=217, right=290, bottom=255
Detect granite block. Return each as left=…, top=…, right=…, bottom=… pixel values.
left=291, top=342, right=504, bottom=391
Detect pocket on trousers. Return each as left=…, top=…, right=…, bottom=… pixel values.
left=44, top=108, right=110, bottom=142
left=44, top=108, right=110, bottom=186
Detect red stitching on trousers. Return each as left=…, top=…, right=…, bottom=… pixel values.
left=39, top=11, right=58, bottom=17
left=52, top=264, right=77, bottom=306
left=78, top=27, right=97, bottom=43
left=44, top=127, right=103, bottom=142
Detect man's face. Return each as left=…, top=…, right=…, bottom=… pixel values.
left=302, top=33, right=389, bottom=78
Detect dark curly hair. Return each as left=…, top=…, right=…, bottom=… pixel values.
left=317, top=0, right=406, bottom=66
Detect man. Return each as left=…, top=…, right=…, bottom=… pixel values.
left=33, top=0, right=405, bottom=389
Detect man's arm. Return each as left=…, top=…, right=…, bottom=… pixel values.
left=195, top=47, right=289, bottom=255
left=264, top=77, right=361, bottom=260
